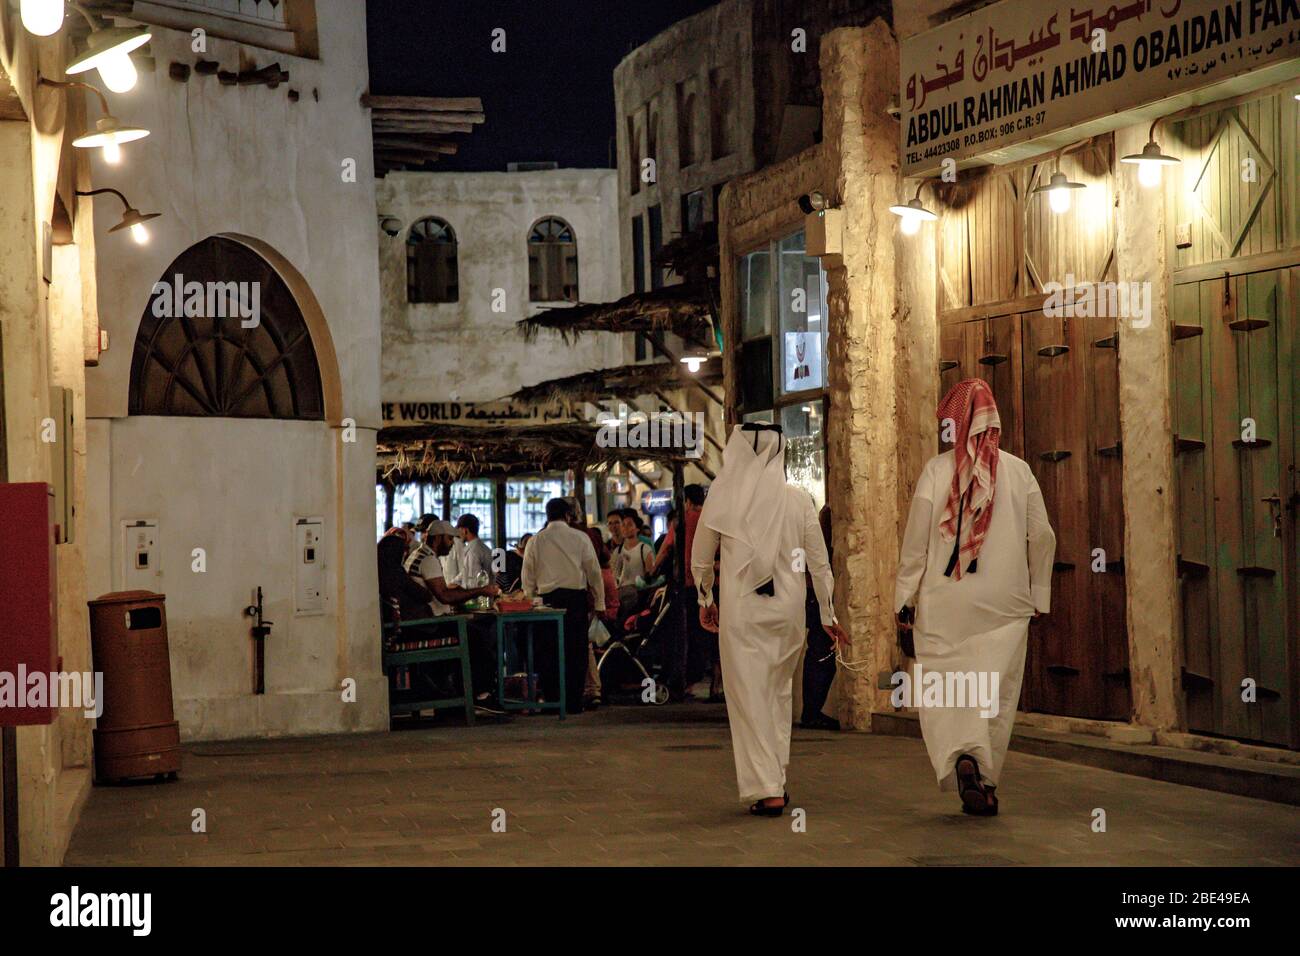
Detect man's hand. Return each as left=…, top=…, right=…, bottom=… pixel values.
left=826, top=621, right=850, bottom=647
left=481, top=583, right=501, bottom=598
left=699, top=603, right=720, bottom=633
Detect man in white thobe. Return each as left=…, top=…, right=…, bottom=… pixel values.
left=692, top=424, right=846, bottom=816
left=895, top=379, right=1056, bottom=815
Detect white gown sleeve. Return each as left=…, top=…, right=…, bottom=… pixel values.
left=802, top=495, right=836, bottom=627
left=691, top=517, right=720, bottom=606
left=895, top=464, right=933, bottom=613
left=1026, top=472, right=1056, bottom=613
left=521, top=534, right=538, bottom=599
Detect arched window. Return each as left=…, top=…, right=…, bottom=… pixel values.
left=407, top=217, right=459, bottom=303
left=129, top=236, right=324, bottom=420
left=528, top=216, right=578, bottom=303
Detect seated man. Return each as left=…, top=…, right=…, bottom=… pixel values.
left=409, top=519, right=503, bottom=714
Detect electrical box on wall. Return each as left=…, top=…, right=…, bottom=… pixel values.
left=805, top=208, right=843, bottom=258
left=294, top=517, right=325, bottom=616
left=0, top=483, right=59, bottom=726
left=47, top=386, right=74, bottom=544
left=121, top=520, right=160, bottom=592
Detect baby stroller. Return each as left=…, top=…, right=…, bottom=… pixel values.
left=596, top=584, right=673, bottom=705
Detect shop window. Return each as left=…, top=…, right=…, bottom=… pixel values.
left=528, top=216, right=579, bottom=302
left=777, top=230, right=828, bottom=395
left=739, top=248, right=773, bottom=339
left=450, top=480, right=496, bottom=550
left=407, top=217, right=459, bottom=304
left=506, top=476, right=568, bottom=544
left=781, top=400, right=826, bottom=510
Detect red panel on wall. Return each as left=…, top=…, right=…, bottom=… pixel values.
left=0, top=483, right=59, bottom=726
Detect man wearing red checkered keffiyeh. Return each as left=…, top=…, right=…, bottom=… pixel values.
left=936, top=378, right=1001, bottom=579
left=894, top=378, right=1056, bottom=817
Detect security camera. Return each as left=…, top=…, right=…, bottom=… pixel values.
left=379, top=215, right=403, bottom=237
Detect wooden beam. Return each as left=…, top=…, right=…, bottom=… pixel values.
left=370, top=109, right=484, bottom=124
left=374, top=137, right=460, bottom=154
left=373, top=120, right=475, bottom=134
left=362, top=94, right=483, bottom=112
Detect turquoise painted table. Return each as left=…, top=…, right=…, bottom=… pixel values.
left=381, top=614, right=474, bottom=724
left=471, top=608, right=566, bottom=719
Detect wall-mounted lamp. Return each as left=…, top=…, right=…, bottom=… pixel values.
left=20, top=0, right=65, bottom=36
left=41, top=77, right=149, bottom=164
left=1120, top=119, right=1180, bottom=188
left=1033, top=169, right=1086, bottom=214
left=76, top=187, right=160, bottom=244
left=889, top=184, right=937, bottom=236
left=65, top=3, right=152, bottom=93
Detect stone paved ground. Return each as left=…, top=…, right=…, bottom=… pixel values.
left=65, top=704, right=1300, bottom=866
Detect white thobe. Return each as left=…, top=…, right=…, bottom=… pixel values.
left=895, top=449, right=1055, bottom=790
left=693, top=486, right=836, bottom=803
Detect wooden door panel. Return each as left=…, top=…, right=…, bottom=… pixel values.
left=1172, top=280, right=1217, bottom=733
left=1022, top=313, right=1102, bottom=717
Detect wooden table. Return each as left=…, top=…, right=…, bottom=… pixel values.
left=470, top=607, right=567, bottom=719
left=381, top=614, right=474, bottom=724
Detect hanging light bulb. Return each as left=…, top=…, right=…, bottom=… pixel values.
left=72, top=116, right=149, bottom=162
left=65, top=24, right=151, bottom=94
left=1120, top=124, right=1180, bottom=189
left=889, top=196, right=937, bottom=235
left=1033, top=169, right=1086, bottom=215
left=130, top=222, right=150, bottom=245
left=21, top=0, right=65, bottom=36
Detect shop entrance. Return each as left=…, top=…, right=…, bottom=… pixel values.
left=941, top=307, right=1129, bottom=721
left=1172, top=265, right=1298, bottom=748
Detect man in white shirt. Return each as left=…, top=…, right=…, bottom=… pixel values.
left=455, top=513, right=496, bottom=587
left=409, top=518, right=503, bottom=711
left=522, top=498, right=604, bottom=714
left=408, top=519, right=500, bottom=617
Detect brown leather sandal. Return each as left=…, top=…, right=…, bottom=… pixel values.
left=956, top=755, right=996, bottom=816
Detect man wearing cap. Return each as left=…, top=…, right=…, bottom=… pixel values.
left=407, top=517, right=503, bottom=713
left=521, top=498, right=605, bottom=714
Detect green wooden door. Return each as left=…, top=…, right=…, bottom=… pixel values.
left=1174, top=267, right=1298, bottom=747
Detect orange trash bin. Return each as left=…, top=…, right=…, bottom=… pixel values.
left=87, top=590, right=182, bottom=783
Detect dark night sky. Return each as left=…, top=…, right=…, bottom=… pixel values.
left=365, top=0, right=721, bottom=171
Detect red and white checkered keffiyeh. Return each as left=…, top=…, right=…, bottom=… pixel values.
left=937, top=379, right=1001, bottom=579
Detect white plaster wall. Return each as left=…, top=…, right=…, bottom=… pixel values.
left=82, top=0, right=386, bottom=740
left=105, top=416, right=380, bottom=740
left=377, top=169, right=622, bottom=403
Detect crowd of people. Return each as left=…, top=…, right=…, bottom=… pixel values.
left=375, top=488, right=844, bottom=725
left=376, top=378, right=1052, bottom=820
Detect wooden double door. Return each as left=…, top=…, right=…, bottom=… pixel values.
left=940, top=309, right=1130, bottom=720
left=1173, top=266, right=1299, bottom=748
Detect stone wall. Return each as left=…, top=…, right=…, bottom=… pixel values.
left=376, top=169, right=622, bottom=406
